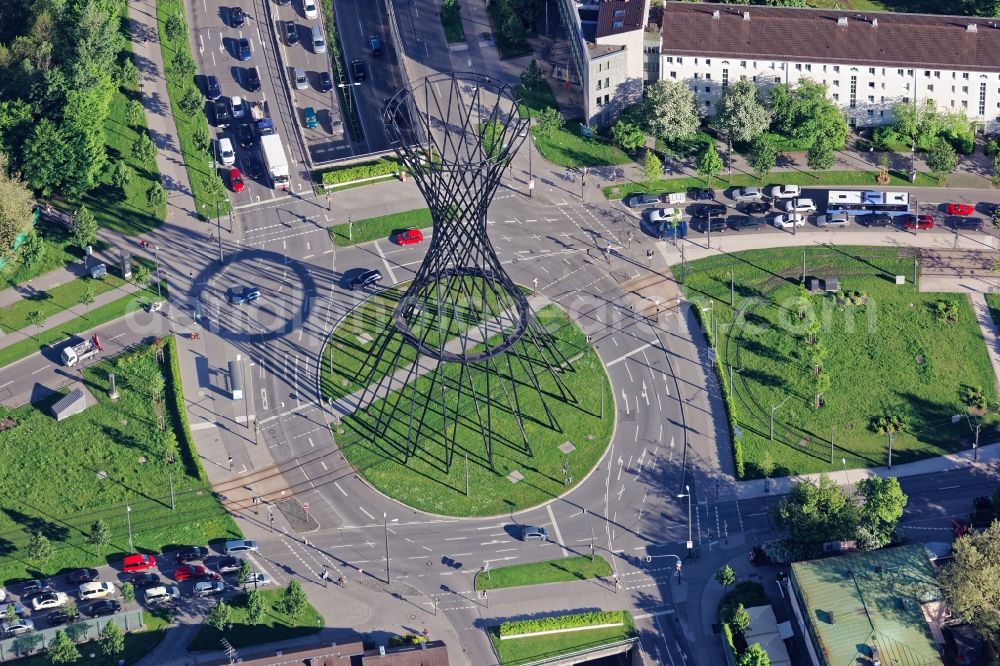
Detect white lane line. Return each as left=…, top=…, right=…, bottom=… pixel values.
left=31, top=365, right=52, bottom=375
left=334, top=482, right=348, bottom=497
left=605, top=342, right=655, bottom=367
left=546, top=504, right=569, bottom=558
left=320, top=460, right=327, bottom=470
left=359, top=506, right=376, bottom=520
left=373, top=242, right=398, bottom=283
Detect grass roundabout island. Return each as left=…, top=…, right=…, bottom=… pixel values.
left=319, top=284, right=613, bottom=517
left=681, top=246, right=999, bottom=479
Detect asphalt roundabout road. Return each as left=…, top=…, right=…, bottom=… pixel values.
left=318, top=284, right=615, bottom=517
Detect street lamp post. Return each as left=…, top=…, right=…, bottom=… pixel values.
left=126, top=505, right=133, bottom=553
left=841, top=457, right=848, bottom=486
left=153, top=246, right=162, bottom=299
left=677, top=486, right=693, bottom=555
left=383, top=513, right=398, bottom=584
left=770, top=395, right=792, bottom=441
left=728, top=270, right=735, bottom=308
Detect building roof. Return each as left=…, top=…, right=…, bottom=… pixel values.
left=199, top=640, right=449, bottom=666
left=362, top=641, right=449, bottom=666
left=588, top=42, right=626, bottom=58
left=790, top=545, right=945, bottom=666
left=661, top=2, right=1000, bottom=73
left=597, top=0, right=647, bottom=39
left=743, top=605, right=792, bottom=666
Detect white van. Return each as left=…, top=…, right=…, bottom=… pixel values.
left=312, top=26, right=326, bottom=54
left=217, top=137, right=236, bottom=166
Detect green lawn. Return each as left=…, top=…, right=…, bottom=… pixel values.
left=0, top=338, right=239, bottom=584
left=680, top=247, right=998, bottom=479
left=605, top=170, right=942, bottom=200
left=188, top=589, right=322, bottom=652
left=3, top=611, right=168, bottom=665
left=155, top=0, right=231, bottom=221
left=324, top=302, right=613, bottom=516
left=0, top=282, right=164, bottom=370
left=986, top=293, right=1000, bottom=326
left=477, top=555, right=612, bottom=591
left=0, top=218, right=112, bottom=291
left=515, top=81, right=560, bottom=120
left=534, top=125, right=632, bottom=168
left=489, top=611, right=636, bottom=665
left=329, top=208, right=432, bottom=247
left=441, top=1, right=465, bottom=42
left=0, top=273, right=130, bottom=334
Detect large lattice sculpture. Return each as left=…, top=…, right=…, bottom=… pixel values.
left=349, top=73, right=575, bottom=473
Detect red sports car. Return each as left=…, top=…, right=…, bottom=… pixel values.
left=946, top=203, right=974, bottom=216
left=229, top=167, right=245, bottom=193
left=396, top=229, right=424, bottom=246
left=123, top=554, right=156, bottom=573
left=900, top=214, right=934, bottom=230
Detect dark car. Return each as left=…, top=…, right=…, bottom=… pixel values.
left=728, top=215, right=765, bottom=231
left=350, top=58, right=366, bottom=82
left=236, top=123, right=254, bottom=149
left=692, top=203, right=727, bottom=218
left=624, top=193, right=660, bottom=209
left=949, top=217, right=984, bottom=231
left=246, top=66, right=261, bottom=92
left=46, top=610, right=75, bottom=627
left=83, top=600, right=121, bottom=618
left=688, top=188, right=714, bottom=201
left=215, top=556, right=242, bottom=574
left=227, top=286, right=261, bottom=305
left=369, top=35, right=383, bottom=57
left=285, top=21, right=298, bottom=45
left=213, top=98, right=231, bottom=128
left=175, top=546, right=209, bottom=564
left=692, top=217, right=726, bottom=233
left=21, top=581, right=52, bottom=599
left=319, top=71, right=333, bottom=92
left=237, top=37, right=252, bottom=61
left=67, top=569, right=99, bottom=585
left=520, top=526, right=548, bottom=541
left=129, top=572, right=161, bottom=588
left=205, top=75, right=222, bottom=100
left=348, top=269, right=382, bottom=291
left=857, top=213, right=893, bottom=227
left=231, top=6, right=246, bottom=27
left=245, top=156, right=263, bottom=180
left=740, top=201, right=770, bottom=215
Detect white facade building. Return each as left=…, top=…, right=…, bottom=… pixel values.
left=659, top=2, right=1000, bottom=130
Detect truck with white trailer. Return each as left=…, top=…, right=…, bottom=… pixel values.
left=260, top=134, right=289, bottom=191
left=60, top=334, right=103, bottom=367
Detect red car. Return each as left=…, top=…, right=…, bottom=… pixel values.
left=229, top=167, right=245, bottom=193
left=900, top=214, right=934, bottom=230
left=946, top=203, right=974, bottom=216
left=122, top=554, right=156, bottom=573
left=395, top=229, right=423, bottom=245
left=175, top=564, right=209, bottom=582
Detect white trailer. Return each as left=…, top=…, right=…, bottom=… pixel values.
left=260, top=134, right=290, bottom=191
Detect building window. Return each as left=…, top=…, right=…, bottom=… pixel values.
left=694, top=73, right=700, bottom=79
left=596, top=97, right=602, bottom=108
left=722, top=68, right=729, bottom=89
left=897, top=69, right=904, bottom=76
left=612, top=20, right=623, bottom=29
left=907, top=69, right=913, bottom=75
left=868, top=95, right=874, bottom=102
left=963, top=72, right=970, bottom=79
left=706, top=59, right=711, bottom=65
left=706, top=74, right=711, bottom=80
left=928, top=84, right=934, bottom=92
left=868, top=109, right=874, bottom=116
left=752, top=76, right=757, bottom=82
left=705, top=86, right=710, bottom=92
left=833, top=65, right=840, bottom=73
left=604, top=77, right=609, bottom=88
left=596, top=79, right=602, bottom=90
left=823, top=65, right=827, bottom=73
left=925, top=70, right=931, bottom=77
left=666, top=57, right=673, bottom=63
left=962, top=86, right=968, bottom=93
left=741, top=60, right=746, bottom=67
left=604, top=94, right=609, bottom=104
left=795, top=64, right=801, bottom=70
left=805, top=64, right=811, bottom=71
left=705, top=100, right=711, bottom=107
left=880, top=110, right=885, bottom=116
left=832, top=93, right=839, bottom=101
left=902, top=96, right=909, bottom=103
left=694, top=58, right=699, bottom=65
left=980, top=82, right=988, bottom=116
left=962, top=100, right=968, bottom=108
left=868, top=67, right=875, bottom=74
left=849, top=75, right=857, bottom=109
left=677, top=57, right=683, bottom=64
left=613, top=8, right=625, bottom=16
left=951, top=100, right=956, bottom=107
left=774, top=76, right=780, bottom=83
left=934, top=71, right=940, bottom=78
left=833, top=80, right=839, bottom=87
left=670, top=71, right=676, bottom=79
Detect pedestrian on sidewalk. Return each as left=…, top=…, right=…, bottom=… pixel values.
left=228, top=455, right=233, bottom=471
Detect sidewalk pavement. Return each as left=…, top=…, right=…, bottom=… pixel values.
left=0, top=265, right=85, bottom=309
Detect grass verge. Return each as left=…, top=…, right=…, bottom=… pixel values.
left=321, top=0, right=363, bottom=143
left=324, top=301, right=613, bottom=517
left=0, top=218, right=112, bottom=291
left=604, top=169, right=943, bottom=200
left=986, top=293, right=1000, bottom=326
left=441, top=1, right=465, bottom=42
left=477, top=555, right=612, bottom=591
left=0, top=283, right=163, bottom=371
left=679, top=246, right=997, bottom=479
left=329, top=208, right=431, bottom=247
left=4, top=611, right=168, bottom=665
left=488, top=611, right=635, bottom=665
left=0, top=274, right=129, bottom=334
left=188, top=589, right=322, bottom=651
left=155, top=0, right=231, bottom=220
left=533, top=125, right=632, bottom=168
left=0, top=338, right=239, bottom=584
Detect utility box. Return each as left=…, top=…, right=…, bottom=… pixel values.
left=228, top=359, right=244, bottom=400
left=120, top=253, right=132, bottom=279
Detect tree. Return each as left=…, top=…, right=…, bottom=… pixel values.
left=813, top=371, right=830, bottom=409
left=747, top=135, right=778, bottom=180
left=47, top=630, right=80, bottom=664
left=611, top=119, right=646, bottom=151
left=193, top=125, right=211, bottom=153
left=62, top=600, right=77, bottom=621
left=892, top=102, right=917, bottom=141
left=520, top=59, right=544, bottom=89
left=940, top=522, right=1000, bottom=631
left=165, top=14, right=186, bottom=41
left=643, top=150, right=661, bottom=186
left=72, top=205, right=98, bottom=249
left=992, top=153, right=1000, bottom=189
left=119, top=59, right=141, bottom=88
left=134, top=133, right=156, bottom=163
left=18, top=231, right=45, bottom=269
left=147, top=182, right=166, bottom=208
left=779, top=80, right=848, bottom=151
left=132, top=262, right=151, bottom=287
left=0, top=153, right=35, bottom=263
left=178, top=85, right=202, bottom=116
left=111, top=162, right=132, bottom=194
left=125, top=100, right=145, bottom=126
left=715, top=565, right=736, bottom=591
left=28, top=531, right=53, bottom=563
left=729, top=603, right=751, bottom=633
left=85, top=519, right=110, bottom=555
left=739, top=643, right=771, bottom=666
left=697, top=143, right=724, bottom=186
left=926, top=138, right=958, bottom=178
left=533, top=107, right=563, bottom=138
left=5, top=602, right=16, bottom=624
left=205, top=600, right=231, bottom=630
left=773, top=475, right=859, bottom=545
left=246, top=589, right=266, bottom=624
left=237, top=559, right=252, bottom=588
left=643, top=80, right=700, bottom=142
left=280, top=579, right=307, bottom=619
left=759, top=452, right=775, bottom=490
left=715, top=79, right=770, bottom=145
left=169, top=51, right=196, bottom=79
left=121, top=582, right=135, bottom=605
left=98, top=620, right=124, bottom=657
left=856, top=477, right=906, bottom=546
left=806, top=140, right=835, bottom=170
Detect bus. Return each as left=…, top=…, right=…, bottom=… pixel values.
left=825, top=190, right=910, bottom=217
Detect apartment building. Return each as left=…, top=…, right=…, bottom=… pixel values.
left=659, top=2, right=1000, bottom=131
left=553, top=0, right=650, bottom=125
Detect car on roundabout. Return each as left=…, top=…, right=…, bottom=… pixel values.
left=226, top=286, right=260, bottom=305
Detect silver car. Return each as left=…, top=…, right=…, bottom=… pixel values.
left=816, top=213, right=851, bottom=228
left=732, top=187, right=763, bottom=203
left=224, top=539, right=259, bottom=554
left=784, top=198, right=817, bottom=214
left=293, top=67, right=308, bottom=90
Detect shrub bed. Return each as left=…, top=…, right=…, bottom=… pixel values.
left=320, top=158, right=401, bottom=187
left=499, top=611, right=625, bottom=638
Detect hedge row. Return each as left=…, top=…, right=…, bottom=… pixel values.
left=162, top=335, right=210, bottom=484
left=499, top=611, right=625, bottom=638
left=320, top=158, right=401, bottom=186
